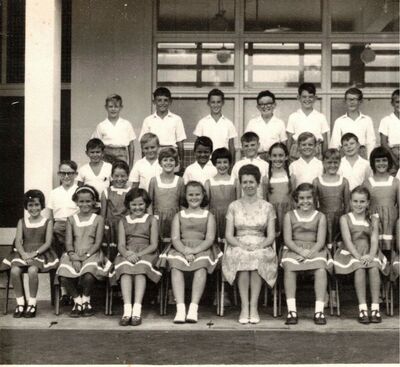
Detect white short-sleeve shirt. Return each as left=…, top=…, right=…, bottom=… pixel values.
left=289, top=157, right=323, bottom=187
left=379, top=113, right=400, bottom=146
left=139, top=111, right=186, bottom=146
left=245, top=115, right=287, bottom=153
left=92, top=118, right=136, bottom=147
left=47, top=184, right=79, bottom=221
left=286, top=109, right=329, bottom=141
left=338, top=156, right=372, bottom=190
left=193, top=115, right=237, bottom=150
left=128, top=158, right=162, bottom=191
left=76, top=162, right=112, bottom=197
left=183, top=161, right=218, bottom=185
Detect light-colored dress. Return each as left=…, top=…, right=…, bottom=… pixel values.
left=222, top=199, right=278, bottom=287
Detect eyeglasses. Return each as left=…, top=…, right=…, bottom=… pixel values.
left=58, top=171, right=76, bottom=176
left=258, top=103, right=274, bottom=107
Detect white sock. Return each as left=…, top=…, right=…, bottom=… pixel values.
left=371, top=303, right=380, bottom=311
left=82, top=295, right=90, bottom=304
left=28, top=297, right=37, bottom=306
left=131, top=303, right=142, bottom=317
left=176, top=303, right=186, bottom=314
left=61, top=287, right=67, bottom=296
left=315, top=301, right=325, bottom=313
left=286, top=298, right=296, bottom=313
left=16, top=297, right=25, bottom=306
left=188, top=303, right=198, bottom=314
left=123, top=303, right=132, bottom=317
left=358, top=303, right=368, bottom=311
left=73, top=296, right=82, bottom=305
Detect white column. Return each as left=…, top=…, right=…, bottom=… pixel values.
left=25, top=0, right=62, bottom=196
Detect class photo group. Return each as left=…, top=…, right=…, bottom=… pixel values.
left=2, top=84, right=399, bottom=329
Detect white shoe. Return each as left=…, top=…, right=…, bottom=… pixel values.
left=186, top=304, right=198, bottom=323
left=173, top=304, right=186, bottom=324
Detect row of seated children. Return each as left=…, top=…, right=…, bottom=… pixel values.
left=91, top=85, right=400, bottom=175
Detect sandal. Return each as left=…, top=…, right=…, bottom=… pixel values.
left=24, top=304, right=37, bottom=318
left=358, top=310, right=370, bottom=324
left=13, top=305, right=25, bottom=318
left=313, top=312, right=326, bottom=325
left=285, top=311, right=298, bottom=325
left=70, top=303, right=83, bottom=318
left=370, top=310, right=382, bottom=323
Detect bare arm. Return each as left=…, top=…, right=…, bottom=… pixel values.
left=283, top=212, right=307, bottom=256
left=343, top=179, right=350, bottom=213
left=171, top=213, right=189, bottom=254
left=321, top=132, right=328, bottom=155
left=176, top=141, right=185, bottom=173
left=286, top=132, right=294, bottom=153
left=228, top=138, right=236, bottom=165
left=368, top=215, right=379, bottom=258
left=87, top=216, right=104, bottom=257
left=14, top=220, right=25, bottom=257
left=128, top=141, right=135, bottom=172
left=225, top=216, right=242, bottom=248
left=117, top=220, right=128, bottom=257
left=100, top=192, right=107, bottom=219
left=262, top=210, right=276, bottom=248
left=147, top=178, right=155, bottom=214
left=137, top=217, right=159, bottom=257
left=190, top=213, right=216, bottom=254
left=36, top=220, right=54, bottom=255
left=310, top=213, right=327, bottom=253
left=340, top=215, right=361, bottom=260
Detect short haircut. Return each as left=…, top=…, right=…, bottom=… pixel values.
left=392, top=89, right=399, bottom=101
left=369, top=146, right=394, bottom=173
left=105, top=94, right=123, bottom=106
left=323, top=148, right=341, bottom=161
left=298, top=83, right=316, bottom=96
left=341, top=132, right=359, bottom=145
left=86, top=138, right=105, bottom=152
left=59, top=160, right=77, bottom=172
left=153, top=87, right=172, bottom=99
left=207, top=88, right=224, bottom=101
left=297, top=132, right=316, bottom=145
left=111, top=160, right=129, bottom=175
left=257, top=90, right=276, bottom=103
left=24, top=189, right=45, bottom=210
left=72, top=184, right=99, bottom=203
left=124, top=188, right=152, bottom=209
left=211, top=147, right=232, bottom=166
left=238, top=164, right=261, bottom=184
left=241, top=131, right=259, bottom=144
left=158, top=147, right=179, bottom=166
left=140, top=132, right=159, bottom=147
left=351, top=185, right=370, bottom=201
left=194, top=136, right=213, bottom=152
left=292, top=183, right=316, bottom=203
left=181, top=181, right=209, bottom=208
left=345, top=87, right=363, bottom=100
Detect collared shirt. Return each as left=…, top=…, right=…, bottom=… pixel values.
left=286, top=109, right=329, bottom=141
left=183, top=161, right=218, bottom=185
left=47, top=184, right=79, bottom=221
left=379, top=113, right=400, bottom=146
left=329, top=113, right=376, bottom=156
left=245, top=115, right=287, bottom=152
left=139, top=111, right=186, bottom=146
left=92, top=118, right=136, bottom=147
left=129, top=157, right=162, bottom=191
left=76, top=162, right=112, bottom=197
left=193, top=115, right=237, bottom=150
left=338, top=156, right=372, bottom=190
left=289, top=157, right=323, bottom=187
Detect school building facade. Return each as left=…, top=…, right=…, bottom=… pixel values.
left=0, top=0, right=399, bottom=244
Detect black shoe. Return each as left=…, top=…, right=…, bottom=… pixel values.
left=285, top=311, right=298, bottom=325
left=313, top=312, right=326, bottom=325
left=119, top=316, right=131, bottom=326
left=131, top=316, right=142, bottom=326
left=82, top=302, right=95, bottom=317
left=60, top=295, right=73, bottom=306
left=24, top=305, right=37, bottom=318
left=370, top=310, right=382, bottom=323
left=358, top=310, right=370, bottom=324
left=13, top=305, right=25, bottom=318
left=70, top=303, right=83, bottom=318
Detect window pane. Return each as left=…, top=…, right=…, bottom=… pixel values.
left=244, top=0, right=321, bottom=32
left=244, top=43, right=321, bottom=88
left=331, top=43, right=400, bottom=88
left=157, top=43, right=235, bottom=88
left=330, top=0, right=399, bottom=33
left=157, top=0, right=235, bottom=32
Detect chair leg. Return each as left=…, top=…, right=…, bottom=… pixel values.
left=220, top=276, right=225, bottom=317
left=389, top=281, right=394, bottom=317
left=328, top=277, right=334, bottom=316
left=159, top=276, right=164, bottom=316
left=384, top=280, right=390, bottom=316
left=216, top=271, right=220, bottom=316
left=4, top=270, right=10, bottom=315
left=335, top=278, right=341, bottom=317
left=109, top=286, right=114, bottom=316
left=105, top=281, right=110, bottom=316
left=273, top=283, right=277, bottom=318
left=163, top=274, right=169, bottom=316
left=49, top=271, right=56, bottom=306
left=54, top=283, right=60, bottom=316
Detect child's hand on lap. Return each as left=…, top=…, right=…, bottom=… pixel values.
left=72, top=260, right=82, bottom=273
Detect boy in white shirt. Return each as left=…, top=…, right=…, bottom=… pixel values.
left=231, top=132, right=269, bottom=198
left=289, top=132, right=323, bottom=188
left=330, top=88, right=376, bottom=159
left=139, top=87, right=186, bottom=172
left=379, top=89, right=400, bottom=173
left=194, top=88, right=237, bottom=163
left=129, top=133, right=162, bottom=191
left=287, top=83, right=329, bottom=161
left=338, top=133, right=372, bottom=190
left=92, top=94, right=136, bottom=170
left=183, top=136, right=217, bottom=185
left=245, top=90, right=287, bottom=161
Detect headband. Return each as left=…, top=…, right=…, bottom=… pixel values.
left=76, top=186, right=96, bottom=197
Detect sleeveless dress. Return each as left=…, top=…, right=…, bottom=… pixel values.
left=222, top=199, right=278, bottom=287
left=266, top=176, right=292, bottom=239
left=364, top=176, right=399, bottom=251
left=162, top=210, right=222, bottom=273
left=0, top=218, right=58, bottom=271
left=151, top=175, right=184, bottom=241
left=281, top=210, right=333, bottom=272
left=56, top=214, right=111, bottom=280
left=315, top=176, right=348, bottom=248
left=207, top=176, right=237, bottom=242
left=333, top=213, right=389, bottom=275
left=110, top=214, right=161, bottom=284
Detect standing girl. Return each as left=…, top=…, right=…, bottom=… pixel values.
left=57, top=185, right=110, bottom=317
left=112, top=189, right=161, bottom=326
left=1, top=190, right=58, bottom=317
left=334, top=186, right=389, bottom=323
left=281, top=183, right=331, bottom=325
left=163, top=181, right=221, bottom=323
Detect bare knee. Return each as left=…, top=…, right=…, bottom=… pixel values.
left=27, top=266, right=39, bottom=277
left=10, top=266, right=22, bottom=277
